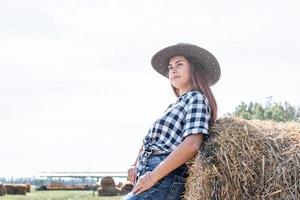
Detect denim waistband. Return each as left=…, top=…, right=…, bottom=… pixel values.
left=146, top=153, right=189, bottom=178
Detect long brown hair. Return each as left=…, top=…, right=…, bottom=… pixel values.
left=171, top=56, right=218, bottom=125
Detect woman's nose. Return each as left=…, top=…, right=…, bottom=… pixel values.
left=171, top=69, right=177, bottom=74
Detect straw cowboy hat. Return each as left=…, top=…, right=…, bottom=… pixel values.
left=151, top=43, right=221, bottom=86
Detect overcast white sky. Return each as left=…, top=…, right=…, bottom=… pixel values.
left=1, top=0, right=299, bottom=177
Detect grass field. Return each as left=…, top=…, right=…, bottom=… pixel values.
left=0, top=190, right=124, bottom=200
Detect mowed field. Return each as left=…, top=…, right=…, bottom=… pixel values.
left=0, top=190, right=124, bottom=200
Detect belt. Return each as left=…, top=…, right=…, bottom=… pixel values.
left=151, top=149, right=169, bottom=155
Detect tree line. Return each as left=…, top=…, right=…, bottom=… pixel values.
left=230, top=97, right=300, bottom=122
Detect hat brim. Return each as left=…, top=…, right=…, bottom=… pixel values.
left=151, top=43, right=221, bottom=86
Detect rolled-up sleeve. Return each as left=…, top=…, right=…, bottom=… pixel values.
left=182, top=96, right=211, bottom=140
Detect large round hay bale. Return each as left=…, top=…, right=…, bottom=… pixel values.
left=4, top=184, right=17, bottom=194
left=119, top=181, right=134, bottom=195
left=97, top=176, right=118, bottom=196
left=97, top=186, right=118, bottom=196
left=184, top=117, right=300, bottom=200
left=15, top=184, right=27, bottom=195
left=116, top=181, right=123, bottom=188
left=26, top=184, right=31, bottom=193
left=0, top=184, right=6, bottom=196
left=101, top=176, right=116, bottom=188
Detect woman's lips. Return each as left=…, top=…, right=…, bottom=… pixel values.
left=172, top=76, right=180, bottom=80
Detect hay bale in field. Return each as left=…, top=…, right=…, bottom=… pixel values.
left=0, top=184, right=6, bottom=196
left=119, top=181, right=134, bottom=195
left=101, top=176, right=116, bottom=187
left=4, top=184, right=17, bottom=194
left=98, top=186, right=118, bottom=196
left=15, top=184, right=27, bottom=195
left=97, top=176, right=118, bottom=196
left=184, top=117, right=300, bottom=200
left=26, top=184, right=31, bottom=193
left=116, top=181, right=123, bottom=188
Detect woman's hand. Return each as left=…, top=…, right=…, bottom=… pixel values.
left=132, top=171, right=157, bottom=195
left=127, top=165, right=137, bottom=184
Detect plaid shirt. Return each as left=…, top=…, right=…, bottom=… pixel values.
left=136, top=90, right=211, bottom=177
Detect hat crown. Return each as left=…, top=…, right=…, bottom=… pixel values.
left=176, top=43, right=195, bottom=46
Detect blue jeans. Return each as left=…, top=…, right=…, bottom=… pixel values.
left=122, top=154, right=188, bottom=200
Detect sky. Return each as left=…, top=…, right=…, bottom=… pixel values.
left=1, top=0, right=300, bottom=178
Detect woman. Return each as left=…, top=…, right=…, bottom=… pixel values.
left=123, top=43, right=221, bottom=200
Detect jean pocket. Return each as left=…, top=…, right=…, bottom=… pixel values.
left=173, top=174, right=185, bottom=183
left=153, top=175, right=172, bottom=190
left=166, top=175, right=186, bottom=200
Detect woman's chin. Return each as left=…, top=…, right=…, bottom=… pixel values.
left=172, top=85, right=180, bottom=90
left=171, top=82, right=181, bottom=88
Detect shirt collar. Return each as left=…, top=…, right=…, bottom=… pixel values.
left=176, top=90, right=194, bottom=102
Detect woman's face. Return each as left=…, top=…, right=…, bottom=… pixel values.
left=168, top=56, right=193, bottom=94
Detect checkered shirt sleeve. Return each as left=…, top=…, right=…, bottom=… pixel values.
left=182, top=96, right=210, bottom=139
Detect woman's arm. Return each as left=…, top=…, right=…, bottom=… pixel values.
left=151, top=134, right=203, bottom=182
left=132, top=134, right=203, bottom=195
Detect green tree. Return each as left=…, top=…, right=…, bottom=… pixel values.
left=248, top=102, right=254, bottom=115
left=233, top=98, right=299, bottom=122
left=252, top=103, right=264, bottom=120
left=268, top=102, right=285, bottom=122
left=284, top=101, right=296, bottom=121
